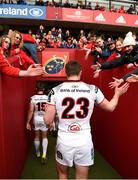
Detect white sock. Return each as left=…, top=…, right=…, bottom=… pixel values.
left=34, top=138, right=40, bottom=154
left=42, top=138, right=48, bottom=157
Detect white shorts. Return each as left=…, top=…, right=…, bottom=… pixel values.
left=55, top=140, right=94, bottom=167
left=33, top=121, right=48, bottom=131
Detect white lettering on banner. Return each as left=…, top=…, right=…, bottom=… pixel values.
left=0, top=7, right=28, bottom=15
left=115, top=15, right=126, bottom=24
left=0, top=7, right=43, bottom=17
left=95, top=13, right=106, bottom=22
left=75, top=11, right=82, bottom=16
left=134, top=20, right=138, bottom=25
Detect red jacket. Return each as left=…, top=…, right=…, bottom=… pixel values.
left=0, top=53, right=20, bottom=77
left=11, top=46, right=34, bottom=69
left=21, top=34, right=36, bottom=43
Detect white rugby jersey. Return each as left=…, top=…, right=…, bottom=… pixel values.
left=31, top=94, right=48, bottom=123
left=48, top=81, right=104, bottom=146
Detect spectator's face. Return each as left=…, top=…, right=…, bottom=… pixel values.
left=96, top=38, right=104, bottom=47
left=124, top=45, right=133, bottom=54
left=108, top=42, right=115, bottom=50
left=116, top=41, right=123, bottom=52
left=3, top=37, right=10, bottom=50
left=14, top=34, right=22, bottom=45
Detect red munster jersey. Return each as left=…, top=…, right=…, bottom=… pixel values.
left=47, top=81, right=104, bottom=146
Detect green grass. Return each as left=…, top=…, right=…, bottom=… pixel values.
left=21, top=132, right=121, bottom=179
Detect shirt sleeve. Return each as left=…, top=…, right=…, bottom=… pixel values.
left=94, top=86, right=105, bottom=104
left=123, top=68, right=138, bottom=81
left=0, top=56, right=20, bottom=77
left=47, top=88, right=56, bottom=105
left=101, top=55, right=124, bottom=70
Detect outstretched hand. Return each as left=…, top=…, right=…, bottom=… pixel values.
left=109, top=77, right=124, bottom=89
left=27, top=64, right=45, bottom=76
left=91, top=62, right=101, bottom=70
left=127, top=74, right=138, bottom=82
left=85, top=49, right=91, bottom=60
left=114, top=82, right=129, bottom=96
left=93, top=69, right=101, bottom=78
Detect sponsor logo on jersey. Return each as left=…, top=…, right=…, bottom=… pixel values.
left=68, top=123, right=81, bottom=132
left=94, top=86, right=98, bottom=93
left=48, top=89, right=55, bottom=102
left=57, top=150, right=63, bottom=160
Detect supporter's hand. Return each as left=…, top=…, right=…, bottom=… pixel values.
left=15, top=48, right=20, bottom=54
left=85, top=49, right=91, bottom=60
left=127, top=74, right=138, bottom=82
left=95, top=47, right=102, bottom=54
left=27, top=64, right=45, bottom=76
left=91, top=62, right=101, bottom=70
left=109, top=77, right=124, bottom=89
left=133, top=62, right=138, bottom=67
left=114, top=82, right=129, bottom=96
left=127, top=63, right=134, bottom=69
left=93, top=69, right=101, bottom=78
left=26, top=122, right=31, bottom=131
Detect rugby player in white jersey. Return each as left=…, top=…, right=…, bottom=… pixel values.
left=26, top=83, right=48, bottom=164
left=44, top=60, right=129, bottom=179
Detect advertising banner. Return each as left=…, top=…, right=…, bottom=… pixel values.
left=93, top=10, right=138, bottom=27
left=62, top=8, right=93, bottom=22
left=0, top=4, right=46, bottom=19
left=42, top=51, right=69, bottom=77
left=46, top=7, right=62, bottom=20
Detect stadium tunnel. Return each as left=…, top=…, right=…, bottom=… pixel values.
left=0, top=49, right=138, bottom=179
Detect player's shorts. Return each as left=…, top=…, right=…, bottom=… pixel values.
left=55, top=140, right=94, bottom=167
left=33, top=121, right=48, bottom=131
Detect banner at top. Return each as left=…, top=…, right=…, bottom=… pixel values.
left=0, top=4, right=46, bottom=19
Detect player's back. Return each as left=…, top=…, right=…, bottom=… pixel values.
left=31, top=94, right=48, bottom=121
left=52, top=81, right=99, bottom=146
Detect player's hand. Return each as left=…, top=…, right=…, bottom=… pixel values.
left=114, top=82, right=129, bottom=96
left=27, top=64, right=45, bottom=76
left=26, top=122, right=31, bottom=131
left=109, top=77, right=124, bottom=89
left=93, top=69, right=101, bottom=78
left=127, top=74, right=138, bottom=82
left=91, top=62, right=101, bottom=70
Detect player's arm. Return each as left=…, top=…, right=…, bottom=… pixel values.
left=26, top=103, right=34, bottom=131
left=44, top=104, right=56, bottom=125
left=98, top=83, right=129, bottom=112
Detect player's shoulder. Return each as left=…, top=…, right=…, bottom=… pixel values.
left=53, top=83, right=65, bottom=92
left=30, top=95, right=37, bottom=100
left=84, top=82, right=101, bottom=93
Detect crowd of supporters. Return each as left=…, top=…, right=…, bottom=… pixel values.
left=0, top=24, right=138, bottom=89
left=0, top=0, right=137, bottom=14
left=0, top=25, right=138, bottom=78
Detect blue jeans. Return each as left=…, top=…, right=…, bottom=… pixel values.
left=23, top=42, right=39, bottom=64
